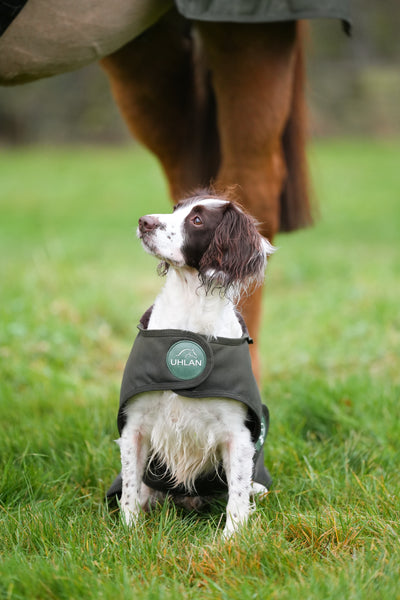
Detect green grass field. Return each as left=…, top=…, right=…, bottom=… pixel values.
left=0, top=140, right=399, bottom=599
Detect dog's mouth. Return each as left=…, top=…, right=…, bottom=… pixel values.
left=137, top=224, right=155, bottom=244
left=139, top=232, right=158, bottom=256
left=137, top=226, right=184, bottom=268
left=137, top=226, right=148, bottom=241
left=138, top=232, right=169, bottom=263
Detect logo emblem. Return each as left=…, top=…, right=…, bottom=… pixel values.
left=166, top=340, right=207, bottom=380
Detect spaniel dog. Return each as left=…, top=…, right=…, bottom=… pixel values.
left=107, top=193, right=275, bottom=538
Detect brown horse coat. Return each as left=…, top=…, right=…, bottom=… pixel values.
left=0, top=0, right=351, bottom=376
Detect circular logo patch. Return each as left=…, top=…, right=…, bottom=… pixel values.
left=166, top=340, right=207, bottom=381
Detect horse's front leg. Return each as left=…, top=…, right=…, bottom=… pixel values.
left=101, top=10, right=220, bottom=201
left=197, top=21, right=306, bottom=380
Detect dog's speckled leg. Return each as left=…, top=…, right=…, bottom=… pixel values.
left=119, top=424, right=149, bottom=526
left=221, top=429, right=254, bottom=539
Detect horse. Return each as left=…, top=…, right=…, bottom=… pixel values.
left=0, top=2, right=350, bottom=378
left=100, top=10, right=311, bottom=379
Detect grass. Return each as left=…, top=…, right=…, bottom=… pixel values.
left=0, top=140, right=399, bottom=599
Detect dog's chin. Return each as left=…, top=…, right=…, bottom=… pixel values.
left=139, top=233, right=161, bottom=259
left=140, top=237, right=184, bottom=269
left=139, top=235, right=158, bottom=258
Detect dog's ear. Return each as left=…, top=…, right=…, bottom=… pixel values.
left=199, top=203, right=275, bottom=294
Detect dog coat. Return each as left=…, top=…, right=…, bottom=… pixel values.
left=107, top=312, right=271, bottom=501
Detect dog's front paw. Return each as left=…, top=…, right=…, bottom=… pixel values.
left=222, top=522, right=244, bottom=540
left=121, top=509, right=140, bottom=527
left=221, top=524, right=236, bottom=540
left=222, top=512, right=248, bottom=540
left=121, top=504, right=141, bottom=527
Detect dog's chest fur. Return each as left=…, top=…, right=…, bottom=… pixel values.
left=125, top=393, right=248, bottom=490
left=123, top=268, right=249, bottom=490
left=147, top=268, right=243, bottom=337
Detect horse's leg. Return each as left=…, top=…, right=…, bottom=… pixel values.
left=197, top=21, right=303, bottom=379
left=101, top=10, right=219, bottom=200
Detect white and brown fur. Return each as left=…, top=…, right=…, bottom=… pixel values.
left=119, top=194, right=274, bottom=538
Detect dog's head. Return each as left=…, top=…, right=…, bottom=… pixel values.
left=137, top=194, right=275, bottom=295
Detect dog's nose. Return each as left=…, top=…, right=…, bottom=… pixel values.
left=138, top=215, right=160, bottom=233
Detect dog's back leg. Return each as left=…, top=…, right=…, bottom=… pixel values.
left=140, top=484, right=167, bottom=512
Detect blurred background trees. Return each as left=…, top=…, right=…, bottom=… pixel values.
left=0, top=0, right=399, bottom=145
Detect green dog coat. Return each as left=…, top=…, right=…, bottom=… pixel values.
left=107, top=312, right=271, bottom=500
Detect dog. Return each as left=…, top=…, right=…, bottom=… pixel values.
left=107, top=193, right=275, bottom=538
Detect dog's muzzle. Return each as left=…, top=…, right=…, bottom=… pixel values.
left=138, top=215, right=161, bottom=236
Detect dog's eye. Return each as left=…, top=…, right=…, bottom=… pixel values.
left=192, top=215, right=203, bottom=226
